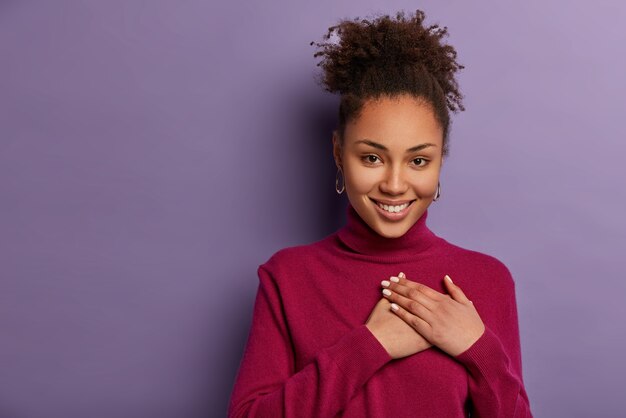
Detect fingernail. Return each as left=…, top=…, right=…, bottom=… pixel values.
left=382, top=289, right=392, bottom=296
left=390, top=303, right=399, bottom=311
left=398, top=272, right=406, bottom=278
left=445, top=274, right=453, bottom=284
left=390, top=276, right=399, bottom=283
left=381, top=280, right=390, bottom=287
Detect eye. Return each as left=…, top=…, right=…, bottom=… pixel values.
left=412, top=157, right=429, bottom=167
left=361, top=154, right=381, bottom=165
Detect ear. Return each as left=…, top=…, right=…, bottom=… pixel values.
left=332, top=130, right=343, bottom=169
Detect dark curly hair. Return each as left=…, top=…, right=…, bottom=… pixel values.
left=310, top=9, right=465, bottom=158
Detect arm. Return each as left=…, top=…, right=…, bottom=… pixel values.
left=227, top=265, right=392, bottom=418
left=454, top=272, right=533, bottom=417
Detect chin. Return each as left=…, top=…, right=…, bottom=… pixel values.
left=372, top=220, right=410, bottom=239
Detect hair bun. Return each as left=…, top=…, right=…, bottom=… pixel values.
left=310, top=9, right=465, bottom=113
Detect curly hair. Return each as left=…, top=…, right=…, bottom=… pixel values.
left=310, top=9, right=465, bottom=158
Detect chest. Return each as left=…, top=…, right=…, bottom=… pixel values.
left=277, top=258, right=473, bottom=408
left=280, top=260, right=454, bottom=366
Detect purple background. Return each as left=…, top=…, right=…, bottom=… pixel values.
left=1, top=1, right=625, bottom=417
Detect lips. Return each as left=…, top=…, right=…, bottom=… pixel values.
left=370, top=198, right=416, bottom=206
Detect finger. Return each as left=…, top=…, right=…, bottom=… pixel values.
left=399, top=273, right=446, bottom=301
left=443, top=275, right=473, bottom=305
left=386, top=274, right=446, bottom=302
left=390, top=302, right=432, bottom=336
left=382, top=287, right=435, bottom=322
left=382, top=281, right=438, bottom=310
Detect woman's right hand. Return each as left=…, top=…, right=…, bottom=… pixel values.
left=365, top=296, right=432, bottom=360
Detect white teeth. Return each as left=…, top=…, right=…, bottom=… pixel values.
left=375, top=201, right=410, bottom=213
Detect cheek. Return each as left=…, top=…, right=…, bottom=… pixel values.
left=344, top=165, right=378, bottom=192
left=411, top=173, right=439, bottom=195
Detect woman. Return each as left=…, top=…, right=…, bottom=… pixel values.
left=228, top=9, right=533, bottom=418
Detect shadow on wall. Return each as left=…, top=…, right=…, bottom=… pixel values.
left=287, top=76, right=350, bottom=238
left=218, top=74, right=345, bottom=415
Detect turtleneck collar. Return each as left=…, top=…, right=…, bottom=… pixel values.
left=336, top=202, right=439, bottom=260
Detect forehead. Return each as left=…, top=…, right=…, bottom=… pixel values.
left=345, top=95, right=443, bottom=148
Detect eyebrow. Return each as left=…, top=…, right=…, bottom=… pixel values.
left=355, top=139, right=438, bottom=153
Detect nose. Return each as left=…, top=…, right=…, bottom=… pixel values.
left=379, top=164, right=408, bottom=195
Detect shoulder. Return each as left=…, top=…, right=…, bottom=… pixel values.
left=257, top=236, right=332, bottom=279
left=437, top=238, right=515, bottom=288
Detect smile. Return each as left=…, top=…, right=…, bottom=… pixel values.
left=375, top=201, right=410, bottom=212
left=370, top=198, right=416, bottom=220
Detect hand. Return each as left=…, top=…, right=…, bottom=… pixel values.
left=365, top=297, right=432, bottom=360
left=382, top=272, right=485, bottom=357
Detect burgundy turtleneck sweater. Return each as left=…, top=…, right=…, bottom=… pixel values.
left=228, top=204, right=533, bottom=417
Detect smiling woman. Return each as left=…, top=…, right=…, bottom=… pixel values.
left=228, top=9, right=534, bottom=418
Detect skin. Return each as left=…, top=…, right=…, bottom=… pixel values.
left=332, top=94, right=485, bottom=359
left=333, top=94, right=441, bottom=239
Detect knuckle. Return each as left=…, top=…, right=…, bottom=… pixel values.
left=431, top=301, right=443, bottom=312
left=440, top=302, right=453, bottom=314
left=407, top=288, right=420, bottom=300
left=408, top=300, right=421, bottom=314
left=410, top=317, right=421, bottom=329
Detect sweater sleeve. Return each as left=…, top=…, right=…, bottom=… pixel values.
left=453, top=272, right=533, bottom=418
left=227, top=264, right=392, bottom=418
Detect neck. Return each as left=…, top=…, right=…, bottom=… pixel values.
left=337, top=202, right=438, bottom=260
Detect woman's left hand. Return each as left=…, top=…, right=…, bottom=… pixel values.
left=381, top=272, right=485, bottom=357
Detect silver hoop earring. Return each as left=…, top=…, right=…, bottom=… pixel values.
left=432, top=181, right=441, bottom=201
left=335, top=167, right=345, bottom=194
